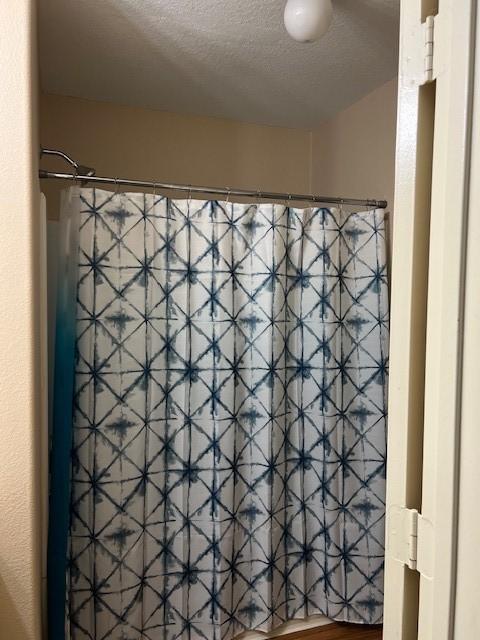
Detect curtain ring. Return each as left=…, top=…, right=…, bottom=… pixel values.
left=152, top=181, right=157, bottom=214
left=225, top=187, right=231, bottom=206
left=252, top=189, right=261, bottom=217
left=113, top=177, right=120, bottom=195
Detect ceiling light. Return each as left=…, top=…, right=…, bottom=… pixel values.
left=284, top=0, right=333, bottom=43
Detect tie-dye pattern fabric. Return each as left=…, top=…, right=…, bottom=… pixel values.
left=64, top=188, right=389, bottom=639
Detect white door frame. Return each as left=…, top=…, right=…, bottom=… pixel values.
left=453, top=4, right=480, bottom=633
left=384, top=0, right=436, bottom=635
left=417, top=0, right=475, bottom=637
left=384, top=1, right=476, bottom=638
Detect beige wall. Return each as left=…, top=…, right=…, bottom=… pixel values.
left=41, top=81, right=397, bottom=221
left=0, top=1, right=43, bottom=639
left=40, top=94, right=312, bottom=220
left=311, top=78, right=398, bottom=214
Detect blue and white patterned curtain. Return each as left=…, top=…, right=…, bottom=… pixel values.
left=49, top=187, right=389, bottom=640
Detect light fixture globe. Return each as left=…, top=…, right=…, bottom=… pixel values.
left=284, top=0, right=333, bottom=43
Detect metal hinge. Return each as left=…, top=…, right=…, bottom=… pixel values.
left=404, top=14, right=439, bottom=86
left=424, top=15, right=435, bottom=83
left=389, top=506, right=418, bottom=570
left=388, top=507, right=434, bottom=577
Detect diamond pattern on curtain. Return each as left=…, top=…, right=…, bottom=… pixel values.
left=64, top=188, right=389, bottom=640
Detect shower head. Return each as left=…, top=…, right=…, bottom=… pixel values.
left=76, top=164, right=96, bottom=178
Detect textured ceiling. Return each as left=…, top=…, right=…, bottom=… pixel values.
left=39, top=0, right=399, bottom=129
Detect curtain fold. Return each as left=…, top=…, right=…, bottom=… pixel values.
left=48, top=188, right=82, bottom=640
left=50, top=187, right=389, bottom=640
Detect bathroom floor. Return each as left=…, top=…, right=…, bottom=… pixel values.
left=285, top=623, right=382, bottom=639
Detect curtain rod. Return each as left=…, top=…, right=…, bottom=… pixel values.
left=38, top=148, right=388, bottom=209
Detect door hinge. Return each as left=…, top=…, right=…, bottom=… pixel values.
left=389, top=506, right=418, bottom=570
left=388, top=506, right=434, bottom=578
left=404, top=14, right=438, bottom=86
left=424, top=15, right=435, bottom=83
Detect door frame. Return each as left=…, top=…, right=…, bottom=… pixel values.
left=383, top=1, right=477, bottom=638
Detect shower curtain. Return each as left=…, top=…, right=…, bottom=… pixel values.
left=48, top=187, right=389, bottom=640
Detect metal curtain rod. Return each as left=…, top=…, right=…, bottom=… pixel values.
left=38, top=148, right=388, bottom=209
